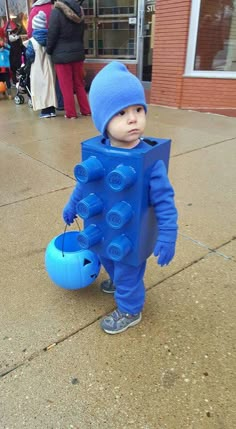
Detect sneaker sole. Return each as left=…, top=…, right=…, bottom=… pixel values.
left=101, top=287, right=115, bottom=294
left=100, top=280, right=115, bottom=294
left=101, top=313, right=142, bottom=335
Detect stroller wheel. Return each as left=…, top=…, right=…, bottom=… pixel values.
left=19, top=95, right=25, bottom=104
left=28, top=98, right=33, bottom=108
left=14, top=95, right=22, bottom=105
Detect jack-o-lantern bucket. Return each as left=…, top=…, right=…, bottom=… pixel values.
left=0, top=81, right=6, bottom=93
left=45, top=231, right=101, bottom=290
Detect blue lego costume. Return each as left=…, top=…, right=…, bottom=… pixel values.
left=63, top=62, right=178, bottom=317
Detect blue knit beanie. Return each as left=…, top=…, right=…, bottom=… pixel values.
left=89, top=61, right=147, bottom=137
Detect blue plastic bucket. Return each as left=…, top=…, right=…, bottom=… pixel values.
left=45, top=231, right=101, bottom=290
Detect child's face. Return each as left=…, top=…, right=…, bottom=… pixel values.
left=107, top=105, right=146, bottom=148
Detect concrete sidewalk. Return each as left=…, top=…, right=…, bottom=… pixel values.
left=0, top=99, right=235, bottom=429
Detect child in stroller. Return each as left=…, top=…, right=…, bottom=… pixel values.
left=14, top=62, right=32, bottom=107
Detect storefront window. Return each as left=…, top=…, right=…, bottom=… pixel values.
left=83, top=0, right=95, bottom=17
left=4, top=0, right=29, bottom=34
left=195, top=0, right=236, bottom=71
left=83, top=0, right=137, bottom=59
left=97, top=0, right=136, bottom=16
left=84, top=20, right=95, bottom=56
left=97, top=19, right=135, bottom=57
left=0, top=0, right=7, bottom=28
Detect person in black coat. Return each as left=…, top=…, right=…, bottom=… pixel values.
left=8, top=31, right=25, bottom=84
left=46, top=0, right=90, bottom=118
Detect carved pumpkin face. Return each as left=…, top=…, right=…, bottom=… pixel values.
left=45, top=231, right=101, bottom=290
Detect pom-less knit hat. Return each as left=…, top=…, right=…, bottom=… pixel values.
left=89, top=61, right=147, bottom=137
left=32, top=11, right=47, bottom=29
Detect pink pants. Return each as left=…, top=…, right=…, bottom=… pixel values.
left=55, top=62, right=91, bottom=118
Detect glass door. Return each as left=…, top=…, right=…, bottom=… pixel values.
left=138, top=0, right=155, bottom=84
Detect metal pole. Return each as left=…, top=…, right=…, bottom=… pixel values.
left=137, top=0, right=145, bottom=81
left=4, top=0, right=9, bottom=21
left=26, top=0, right=31, bottom=15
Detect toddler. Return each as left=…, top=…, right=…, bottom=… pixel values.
left=63, top=62, right=178, bottom=334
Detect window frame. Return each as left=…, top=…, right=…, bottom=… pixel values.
left=96, top=0, right=137, bottom=18
left=83, top=0, right=140, bottom=62
left=185, top=0, right=236, bottom=79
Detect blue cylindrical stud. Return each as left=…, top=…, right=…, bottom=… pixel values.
left=74, top=156, right=104, bottom=183
left=106, top=201, right=133, bottom=229
left=107, top=164, right=137, bottom=191
left=106, top=234, right=132, bottom=261
left=77, top=224, right=103, bottom=249
left=76, top=193, right=104, bottom=219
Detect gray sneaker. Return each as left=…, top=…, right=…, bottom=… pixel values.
left=100, top=309, right=142, bottom=334
left=100, top=278, right=116, bottom=294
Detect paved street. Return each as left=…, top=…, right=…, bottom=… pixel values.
left=0, top=98, right=236, bottom=429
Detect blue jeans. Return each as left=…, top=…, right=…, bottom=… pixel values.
left=56, top=77, right=64, bottom=110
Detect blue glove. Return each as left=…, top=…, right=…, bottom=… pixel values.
left=62, top=182, right=82, bottom=225
left=154, top=241, right=176, bottom=267
left=63, top=202, right=77, bottom=225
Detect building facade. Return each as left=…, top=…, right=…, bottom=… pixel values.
left=151, top=0, right=236, bottom=116
left=0, top=0, right=235, bottom=116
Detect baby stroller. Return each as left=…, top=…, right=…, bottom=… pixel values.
left=14, top=63, right=32, bottom=107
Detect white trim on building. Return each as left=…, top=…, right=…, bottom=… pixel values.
left=185, top=0, right=236, bottom=79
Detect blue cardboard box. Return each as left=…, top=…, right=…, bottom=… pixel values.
left=74, top=136, right=171, bottom=266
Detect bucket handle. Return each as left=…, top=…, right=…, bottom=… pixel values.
left=62, top=218, right=81, bottom=258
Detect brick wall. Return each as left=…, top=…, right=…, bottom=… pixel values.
left=181, top=78, right=236, bottom=111
left=151, top=0, right=191, bottom=107
left=84, top=63, right=137, bottom=78
left=151, top=0, right=236, bottom=116
left=84, top=62, right=137, bottom=91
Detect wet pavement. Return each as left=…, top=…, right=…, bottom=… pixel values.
left=0, top=98, right=236, bottom=429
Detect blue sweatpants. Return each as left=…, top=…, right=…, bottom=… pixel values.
left=100, top=256, right=146, bottom=314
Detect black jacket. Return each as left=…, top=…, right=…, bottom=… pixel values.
left=46, top=0, right=85, bottom=64
left=9, top=37, right=25, bottom=70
